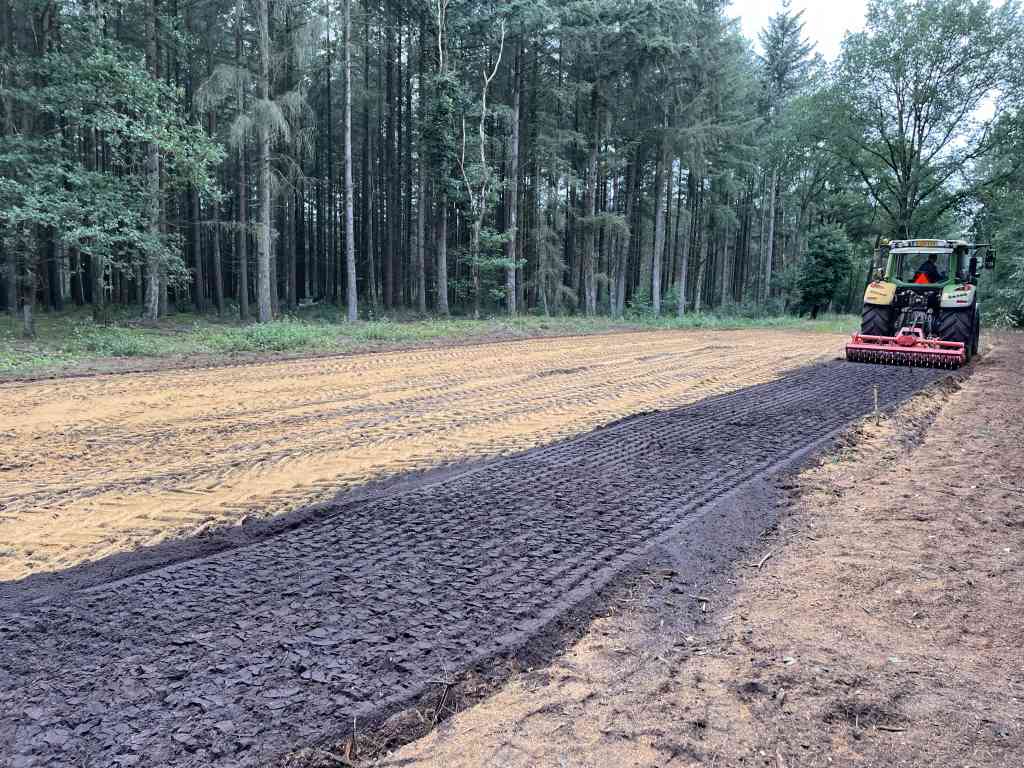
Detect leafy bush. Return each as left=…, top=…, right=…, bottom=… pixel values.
left=200, top=318, right=338, bottom=353
left=796, top=225, right=852, bottom=317
left=69, top=325, right=160, bottom=357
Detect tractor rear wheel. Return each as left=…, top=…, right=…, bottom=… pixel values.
left=972, top=306, right=981, bottom=356
left=860, top=305, right=893, bottom=337
left=937, top=306, right=975, bottom=363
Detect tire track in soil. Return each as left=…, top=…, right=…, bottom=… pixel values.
left=0, top=330, right=842, bottom=581
left=0, top=361, right=946, bottom=768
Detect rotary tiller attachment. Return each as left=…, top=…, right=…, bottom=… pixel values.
left=845, top=327, right=965, bottom=369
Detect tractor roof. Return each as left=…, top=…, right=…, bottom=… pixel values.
left=888, top=238, right=969, bottom=251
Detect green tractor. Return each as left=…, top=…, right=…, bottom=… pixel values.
left=846, top=238, right=995, bottom=368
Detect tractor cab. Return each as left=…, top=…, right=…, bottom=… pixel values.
left=878, top=239, right=995, bottom=288
left=892, top=247, right=952, bottom=285
left=886, top=239, right=958, bottom=286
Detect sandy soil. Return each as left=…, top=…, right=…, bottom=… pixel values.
left=0, top=328, right=843, bottom=582
left=379, top=334, right=1023, bottom=768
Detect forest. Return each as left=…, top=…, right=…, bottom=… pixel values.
left=2, top=0, right=1024, bottom=326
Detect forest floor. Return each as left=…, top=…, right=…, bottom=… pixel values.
left=0, top=307, right=856, bottom=378
left=0, top=327, right=847, bottom=582
left=369, top=334, right=1023, bottom=768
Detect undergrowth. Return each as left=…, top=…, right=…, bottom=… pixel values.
left=0, top=307, right=858, bottom=375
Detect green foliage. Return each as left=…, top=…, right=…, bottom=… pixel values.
left=69, top=325, right=163, bottom=357
left=823, top=0, right=1024, bottom=236
left=0, top=22, right=222, bottom=283
left=759, top=1, right=819, bottom=110
left=3, top=0, right=1023, bottom=326
left=199, top=318, right=339, bottom=352
left=796, top=224, right=852, bottom=316
left=973, top=188, right=1024, bottom=325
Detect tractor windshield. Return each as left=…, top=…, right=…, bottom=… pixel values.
left=892, top=250, right=953, bottom=284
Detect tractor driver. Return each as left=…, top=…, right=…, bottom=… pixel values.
left=914, top=253, right=943, bottom=284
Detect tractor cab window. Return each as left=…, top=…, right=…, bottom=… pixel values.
left=893, top=251, right=952, bottom=284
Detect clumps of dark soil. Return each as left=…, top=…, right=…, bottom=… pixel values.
left=822, top=694, right=907, bottom=732
left=362, top=342, right=1024, bottom=768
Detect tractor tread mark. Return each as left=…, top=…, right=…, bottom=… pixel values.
left=0, top=362, right=946, bottom=768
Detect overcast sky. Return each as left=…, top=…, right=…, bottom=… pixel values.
left=730, top=0, right=869, bottom=61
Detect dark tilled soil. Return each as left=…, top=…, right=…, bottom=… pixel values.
left=0, top=361, right=944, bottom=768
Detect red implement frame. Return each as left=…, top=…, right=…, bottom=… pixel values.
left=845, top=327, right=965, bottom=369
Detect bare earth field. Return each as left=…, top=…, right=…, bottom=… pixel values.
left=2, top=350, right=942, bottom=767
left=0, top=328, right=844, bottom=581
left=380, top=335, right=1023, bottom=768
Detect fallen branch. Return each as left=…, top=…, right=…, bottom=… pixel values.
left=431, top=682, right=454, bottom=727
left=876, top=724, right=907, bottom=732
left=757, top=551, right=774, bottom=569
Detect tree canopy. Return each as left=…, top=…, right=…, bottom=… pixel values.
left=2, top=0, right=1023, bottom=325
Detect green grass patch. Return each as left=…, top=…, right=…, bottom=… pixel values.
left=0, top=307, right=857, bottom=377
left=197, top=318, right=340, bottom=353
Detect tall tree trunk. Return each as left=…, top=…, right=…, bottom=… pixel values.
left=143, top=0, right=161, bottom=322
left=651, top=139, right=669, bottom=316
left=212, top=214, right=224, bottom=315
left=4, top=238, right=16, bottom=317
left=471, top=217, right=482, bottom=319
left=45, top=236, right=62, bottom=311
left=677, top=172, right=697, bottom=318
left=203, top=78, right=224, bottom=315
left=505, top=50, right=521, bottom=317
left=581, top=91, right=599, bottom=316
left=343, top=0, right=357, bottom=321
left=256, top=0, right=273, bottom=323
left=617, top=147, right=638, bottom=317
left=287, top=195, right=297, bottom=308
left=393, top=22, right=404, bottom=308
left=296, top=183, right=307, bottom=302
left=191, top=186, right=206, bottom=312
left=92, top=252, right=104, bottom=312
left=694, top=187, right=709, bottom=312
left=436, top=187, right=449, bottom=315
left=365, top=134, right=378, bottom=309
left=762, top=167, right=777, bottom=305
left=382, top=22, right=394, bottom=309
left=325, top=9, right=336, bottom=303
left=69, top=247, right=84, bottom=306
left=362, top=6, right=377, bottom=309
left=720, top=193, right=733, bottom=306
left=403, top=27, right=414, bottom=309
left=235, top=0, right=249, bottom=320
left=415, top=161, right=427, bottom=314
left=237, top=148, right=250, bottom=320
left=669, top=162, right=683, bottom=290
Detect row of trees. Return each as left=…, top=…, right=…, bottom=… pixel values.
left=2, top=0, right=1024, bottom=325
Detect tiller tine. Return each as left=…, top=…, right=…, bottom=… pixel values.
left=845, top=328, right=965, bottom=369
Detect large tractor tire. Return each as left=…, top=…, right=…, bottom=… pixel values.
left=860, top=305, right=893, bottom=337
left=937, top=306, right=975, bottom=363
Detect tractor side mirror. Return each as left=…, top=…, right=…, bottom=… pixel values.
left=984, top=251, right=996, bottom=270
